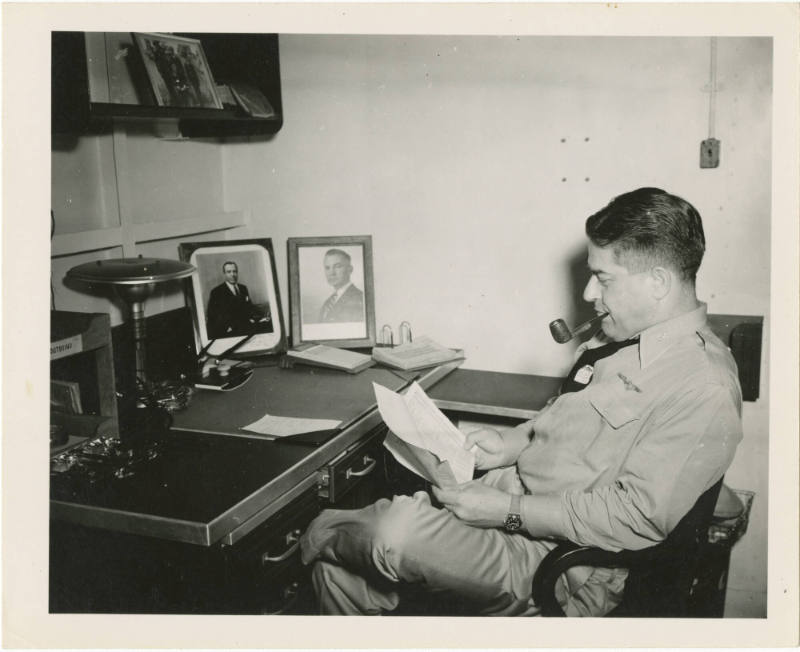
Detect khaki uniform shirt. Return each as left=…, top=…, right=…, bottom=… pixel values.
left=518, top=303, right=743, bottom=553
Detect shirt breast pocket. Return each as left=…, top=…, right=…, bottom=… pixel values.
left=589, top=382, right=644, bottom=430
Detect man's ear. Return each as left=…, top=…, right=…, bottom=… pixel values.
left=649, top=266, right=671, bottom=300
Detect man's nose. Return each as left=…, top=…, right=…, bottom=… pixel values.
left=583, top=276, right=600, bottom=303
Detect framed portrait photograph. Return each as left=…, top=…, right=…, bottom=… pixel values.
left=287, top=235, right=376, bottom=349
left=179, top=239, right=286, bottom=358
left=132, top=32, right=223, bottom=109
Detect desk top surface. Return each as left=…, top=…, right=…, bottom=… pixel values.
left=51, top=363, right=562, bottom=545
left=171, top=364, right=413, bottom=436
left=51, top=362, right=448, bottom=544
left=429, top=369, right=562, bottom=419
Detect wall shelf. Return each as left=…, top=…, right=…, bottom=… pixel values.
left=52, top=32, right=283, bottom=138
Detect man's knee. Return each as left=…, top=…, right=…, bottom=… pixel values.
left=370, top=491, right=435, bottom=562
left=300, top=492, right=437, bottom=576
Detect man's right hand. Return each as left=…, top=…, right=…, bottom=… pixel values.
left=463, top=428, right=506, bottom=470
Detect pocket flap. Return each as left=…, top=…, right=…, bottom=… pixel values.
left=589, top=381, right=643, bottom=429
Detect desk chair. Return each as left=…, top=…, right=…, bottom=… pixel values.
left=394, top=478, right=723, bottom=617
left=531, top=478, right=723, bottom=617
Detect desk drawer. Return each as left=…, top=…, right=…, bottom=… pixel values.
left=228, top=487, right=319, bottom=572
left=317, top=425, right=385, bottom=503
left=222, top=487, right=320, bottom=613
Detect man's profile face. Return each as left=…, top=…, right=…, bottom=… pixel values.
left=324, top=253, right=352, bottom=290
left=583, top=243, right=655, bottom=341
left=223, top=263, right=238, bottom=284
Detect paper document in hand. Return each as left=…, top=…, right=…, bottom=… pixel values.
left=373, top=381, right=474, bottom=485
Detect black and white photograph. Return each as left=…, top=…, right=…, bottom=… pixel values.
left=3, top=4, right=799, bottom=649
left=179, top=239, right=286, bottom=357
left=133, top=32, right=223, bottom=109
left=288, top=235, right=376, bottom=348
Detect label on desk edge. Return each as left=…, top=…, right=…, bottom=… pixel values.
left=51, top=335, right=83, bottom=360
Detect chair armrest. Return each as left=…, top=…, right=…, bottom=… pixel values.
left=532, top=480, right=723, bottom=616
left=531, top=541, right=666, bottom=616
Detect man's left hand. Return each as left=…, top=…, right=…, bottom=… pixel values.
left=432, top=481, right=510, bottom=528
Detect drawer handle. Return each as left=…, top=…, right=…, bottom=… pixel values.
left=262, top=581, right=301, bottom=615
left=346, top=455, right=377, bottom=479
left=261, top=529, right=301, bottom=564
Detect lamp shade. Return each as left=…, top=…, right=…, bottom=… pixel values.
left=66, top=257, right=195, bottom=285
left=65, top=256, right=196, bottom=392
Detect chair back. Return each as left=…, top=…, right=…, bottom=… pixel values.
left=613, top=478, right=723, bottom=616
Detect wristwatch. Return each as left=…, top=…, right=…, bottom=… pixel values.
left=504, top=494, right=523, bottom=532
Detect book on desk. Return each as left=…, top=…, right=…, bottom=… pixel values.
left=372, top=336, right=464, bottom=371
left=285, top=343, right=375, bottom=374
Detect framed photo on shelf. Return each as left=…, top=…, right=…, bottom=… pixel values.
left=133, top=32, right=223, bottom=109
left=179, top=239, right=286, bottom=358
left=287, top=235, right=376, bottom=349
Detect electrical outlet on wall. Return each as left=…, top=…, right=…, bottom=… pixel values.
left=700, top=138, right=721, bottom=168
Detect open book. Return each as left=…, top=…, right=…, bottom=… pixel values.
left=373, top=381, right=475, bottom=488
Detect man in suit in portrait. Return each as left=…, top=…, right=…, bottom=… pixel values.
left=318, top=249, right=365, bottom=323
left=206, top=261, right=271, bottom=338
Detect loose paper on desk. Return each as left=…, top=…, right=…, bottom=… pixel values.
left=242, top=413, right=341, bottom=438
left=372, top=381, right=475, bottom=486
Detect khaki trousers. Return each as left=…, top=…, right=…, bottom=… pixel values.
left=300, top=470, right=626, bottom=616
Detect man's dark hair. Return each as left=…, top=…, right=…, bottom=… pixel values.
left=222, top=261, right=238, bottom=272
left=585, top=187, right=706, bottom=282
left=324, top=249, right=351, bottom=264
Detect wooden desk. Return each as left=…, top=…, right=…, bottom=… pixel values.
left=51, top=362, right=456, bottom=546
left=49, top=362, right=560, bottom=613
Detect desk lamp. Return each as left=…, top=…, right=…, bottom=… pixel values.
left=66, top=256, right=195, bottom=400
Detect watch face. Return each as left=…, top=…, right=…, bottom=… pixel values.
left=504, top=513, right=522, bottom=532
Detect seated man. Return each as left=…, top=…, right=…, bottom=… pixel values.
left=206, top=261, right=271, bottom=339
left=300, top=188, right=743, bottom=616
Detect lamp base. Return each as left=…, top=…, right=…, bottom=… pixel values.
left=117, top=402, right=173, bottom=449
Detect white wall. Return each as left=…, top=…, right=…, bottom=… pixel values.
left=51, top=128, right=243, bottom=322
left=225, top=35, right=771, bottom=378
left=224, top=35, right=771, bottom=614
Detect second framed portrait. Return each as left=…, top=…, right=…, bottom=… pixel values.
left=179, top=239, right=287, bottom=358
left=287, top=236, right=376, bottom=349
